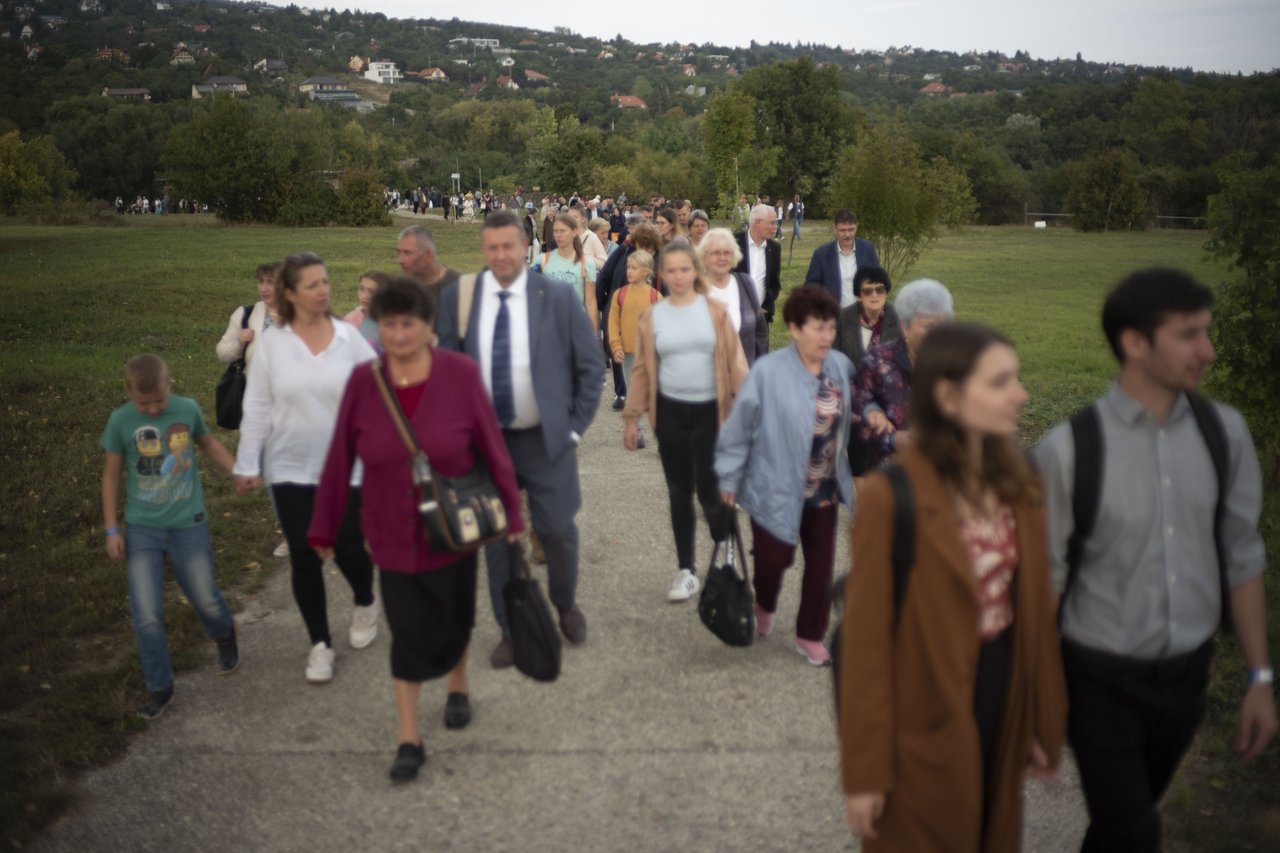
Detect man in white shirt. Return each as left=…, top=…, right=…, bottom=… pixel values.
left=734, top=204, right=782, bottom=327
left=436, top=211, right=603, bottom=669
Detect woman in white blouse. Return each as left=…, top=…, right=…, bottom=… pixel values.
left=233, top=252, right=379, bottom=685
left=697, top=228, right=768, bottom=365
left=215, top=261, right=281, bottom=371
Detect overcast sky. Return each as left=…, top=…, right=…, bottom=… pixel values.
left=320, top=0, right=1278, bottom=75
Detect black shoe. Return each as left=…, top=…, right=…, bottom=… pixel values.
left=558, top=606, right=587, bottom=645
left=490, top=637, right=514, bottom=669
left=389, top=741, right=426, bottom=782
left=216, top=631, right=239, bottom=674
left=612, top=395, right=625, bottom=411
left=444, top=692, right=471, bottom=730
left=137, top=686, right=174, bottom=720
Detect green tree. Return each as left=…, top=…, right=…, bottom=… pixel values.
left=1205, top=158, right=1280, bottom=484
left=335, top=167, right=389, bottom=227
left=528, top=114, right=602, bottom=193
left=1064, top=148, right=1147, bottom=232
left=702, top=88, right=779, bottom=211
left=1119, top=77, right=1208, bottom=168
left=823, top=121, right=973, bottom=280
left=0, top=132, right=76, bottom=212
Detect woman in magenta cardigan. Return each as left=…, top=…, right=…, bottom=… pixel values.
left=309, top=276, right=523, bottom=783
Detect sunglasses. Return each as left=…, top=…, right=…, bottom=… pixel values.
left=859, top=285, right=887, bottom=295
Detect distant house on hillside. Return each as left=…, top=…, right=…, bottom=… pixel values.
left=683, top=84, right=706, bottom=97
left=523, top=69, right=550, bottom=86
left=154, top=1, right=170, bottom=10
left=192, top=75, right=247, bottom=99
left=414, top=66, right=448, bottom=81
left=348, top=55, right=366, bottom=73
left=496, top=75, right=519, bottom=90
left=79, top=0, right=104, bottom=13
left=918, top=81, right=950, bottom=96
left=299, top=76, right=343, bottom=94
left=363, top=60, right=403, bottom=84
left=254, top=58, right=288, bottom=76
left=170, top=46, right=195, bottom=65
left=497, top=56, right=515, bottom=67
left=597, top=50, right=614, bottom=60
left=102, top=86, right=151, bottom=102
left=192, top=22, right=211, bottom=34
left=611, top=93, right=647, bottom=110
left=95, top=47, right=129, bottom=62
left=681, top=64, right=697, bottom=77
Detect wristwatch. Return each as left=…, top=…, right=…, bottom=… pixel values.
left=1248, top=667, right=1274, bottom=686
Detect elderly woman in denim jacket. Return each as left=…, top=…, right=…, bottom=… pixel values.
left=715, top=285, right=854, bottom=666
left=850, top=279, right=954, bottom=474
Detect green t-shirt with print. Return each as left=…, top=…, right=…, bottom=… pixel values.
left=100, top=394, right=209, bottom=529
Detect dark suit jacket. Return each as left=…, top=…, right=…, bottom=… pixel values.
left=835, top=301, right=901, bottom=373
left=734, top=231, right=782, bottom=321
left=804, top=238, right=881, bottom=306
left=436, top=268, right=603, bottom=462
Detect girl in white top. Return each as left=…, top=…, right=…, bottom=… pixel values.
left=215, top=261, right=281, bottom=371
left=233, top=252, right=379, bottom=685
left=538, top=212, right=599, bottom=334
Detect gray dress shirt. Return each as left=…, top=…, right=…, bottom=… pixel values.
left=1034, top=383, right=1265, bottom=660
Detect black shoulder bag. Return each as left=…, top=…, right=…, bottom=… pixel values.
left=214, top=304, right=253, bottom=429
left=502, top=541, right=562, bottom=682
left=698, top=511, right=755, bottom=647
left=370, top=359, right=509, bottom=554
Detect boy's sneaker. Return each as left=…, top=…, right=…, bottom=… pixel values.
left=795, top=638, right=832, bottom=666
left=349, top=599, right=379, bottom=649
left=667, top=569, right=700, bottom=602
left=273, top=538, right=290, bottom=558
left=216, top=630, right=240, bottom=674
left=306, top=642, right=334, bottom=684
left=137, top=686, right=174, bottom=720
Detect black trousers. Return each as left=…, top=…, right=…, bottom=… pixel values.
left=272, top=484, right=375, bottom=647
left=1063, top=639, right=1213, bottom=853
left=655, top=395, right=728, bottom=569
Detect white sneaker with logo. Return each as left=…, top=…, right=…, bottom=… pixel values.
left=306, top=642, right=335, bottom=684
left=667, top=569, right=701, bottom=602
left=349, top=600, right=379, bottom=649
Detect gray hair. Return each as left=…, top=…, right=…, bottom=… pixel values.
left=398, top=225, right=434, bottom=252
left=688, top=209, right=710, bottom=227
left=587, top=216, right=610, bottom=235
left=625, top=212, right=645, bottom=227
left=696, top=227, right=743, bottom=267
left=749, top=203, right=775, bottom=225
left=894, top=279, right=954, bottom=328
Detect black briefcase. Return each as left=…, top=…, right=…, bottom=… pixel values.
left=503, top=543, right=561, bottom=681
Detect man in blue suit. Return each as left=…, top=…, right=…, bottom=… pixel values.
left=436, top=210, right=603, bottom=668
left=803, top=209, right=881, bottom=309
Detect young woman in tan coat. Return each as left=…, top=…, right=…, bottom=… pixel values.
left=838, top=322, right=1067, bottom=852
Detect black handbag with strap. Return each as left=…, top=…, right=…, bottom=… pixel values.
left=502, top=542, right=562, bottom=682
left=214, top=304, right=253, bottom=430
left=698, top=513, right=755, bottom=647
left=369, top=358, right=509, bottom=554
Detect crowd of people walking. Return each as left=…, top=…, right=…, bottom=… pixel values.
left=99, top=195, right=1275, bottom=851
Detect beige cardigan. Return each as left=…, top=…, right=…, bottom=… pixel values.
left=621, top=295, right=749, bottom=430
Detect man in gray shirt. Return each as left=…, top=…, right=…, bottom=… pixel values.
left=1035, top=268, right=1275, bottom=852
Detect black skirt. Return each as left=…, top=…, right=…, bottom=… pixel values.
left=379, top=554, right=478, bottom=682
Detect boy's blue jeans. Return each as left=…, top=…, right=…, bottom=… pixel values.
left=125, top=522, right=234, bottom=693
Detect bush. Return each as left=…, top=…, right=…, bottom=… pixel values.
left=335, top=169, right=390, bottom=227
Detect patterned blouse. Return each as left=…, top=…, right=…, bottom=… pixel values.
left=850, top=337, right=913, bottom=472
left=960, top=507, right=1018, bottom=641
left=804, top=373, right=843, bottom=506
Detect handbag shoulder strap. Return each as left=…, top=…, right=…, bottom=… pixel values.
left=369, top=359, right=428, bottom=469
left=883, top=463, right=916, bottom=631
left=240, top=304, right=253, bottom=330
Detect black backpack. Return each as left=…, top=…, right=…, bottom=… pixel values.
left=830, top=463, right=915, bottom=712
left=1062, top=391, right=1232, bottom=632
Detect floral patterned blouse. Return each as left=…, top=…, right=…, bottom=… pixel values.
left=850, top=337, right=912, bottom=472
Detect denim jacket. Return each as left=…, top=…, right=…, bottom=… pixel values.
left=715, top=343, right=855, bottom=544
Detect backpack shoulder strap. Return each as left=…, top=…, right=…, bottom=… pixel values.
left=240, top=304, right=253, bottom=330
left=615, top=285, right=627, bottom=312
left=1063, top=405, right=1103, bottom=622
left=456, top=274, right=478, bottom=344
left=883, top=463, right=916, bottom=631
left=1185, top=391, right=1234, bottom=632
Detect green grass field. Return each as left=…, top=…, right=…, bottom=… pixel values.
left=0, top=217, right=1271, bottom=848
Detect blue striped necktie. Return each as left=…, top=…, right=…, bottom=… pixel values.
left=491, top=290, right=514, bottom=427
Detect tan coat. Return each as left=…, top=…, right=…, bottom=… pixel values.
left=622, top=295, right=748, bottom=430
left=839, top=446, right=1067, bottom=853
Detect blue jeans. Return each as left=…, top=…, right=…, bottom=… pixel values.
left=126, top=522, right=234, bottom=692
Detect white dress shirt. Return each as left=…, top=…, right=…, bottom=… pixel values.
left=476, top=269, right=540, bottom=429
left=233, top=318, right=375, bottom=484
left=837, top=245, right=858, bottom=307
left=746, top=235, right=768, bottom=305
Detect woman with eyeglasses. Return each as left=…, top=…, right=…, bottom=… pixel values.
left=835, top=266, right=899, bottom=373
left=697, top=227, right=768, bottom=366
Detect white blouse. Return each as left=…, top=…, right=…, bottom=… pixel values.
left=215, top=302, right=275, bottom=369
left=233, top=318, right=376, bottom=485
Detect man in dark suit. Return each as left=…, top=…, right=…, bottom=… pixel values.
left=734, top=203, right=782, bottom=326
left=436, top=210, right=603, bottom=668
left=804, top=209, right=881, bottom=309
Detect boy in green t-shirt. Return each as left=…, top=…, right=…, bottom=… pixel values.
left=100, top=354, right=240, bottom=719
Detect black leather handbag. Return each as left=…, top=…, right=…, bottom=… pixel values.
left=214, top=304, right=252, bottom=430
left=370, top=359, right=509, bottom=554
left=698, top=515, right=755, bottom=647
left=503, top=543, right=561, bottom=682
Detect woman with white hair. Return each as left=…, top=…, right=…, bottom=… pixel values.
left=850, top=278, right=954, bottom=473
left=696, top=227, right=768, bottom=365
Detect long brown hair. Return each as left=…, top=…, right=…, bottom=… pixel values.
left=274, top=252, right=328, bottom=326
left=658, top=238, right=707, bottom=295
left=909, top=322, right=1040, bottom=506
left=553, top=212, right=584, bottom=263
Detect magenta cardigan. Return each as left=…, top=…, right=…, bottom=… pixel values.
left=307, top=349, right=523, bottom=573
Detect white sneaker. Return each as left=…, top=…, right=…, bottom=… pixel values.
left=667, top=569, right=701, bottom=602
left=306, top=642, right=334, bottom=684
left=273, top=538, right=290, bottom=558
left=349, top=600, right=379, bottom=649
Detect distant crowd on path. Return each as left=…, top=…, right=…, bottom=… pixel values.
left=113, top=195, right=209, bottom=215
left=99, top=197, right=1275, bottom=850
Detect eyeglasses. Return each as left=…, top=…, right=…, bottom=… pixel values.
left=859, top=285, right=887, bottom=295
